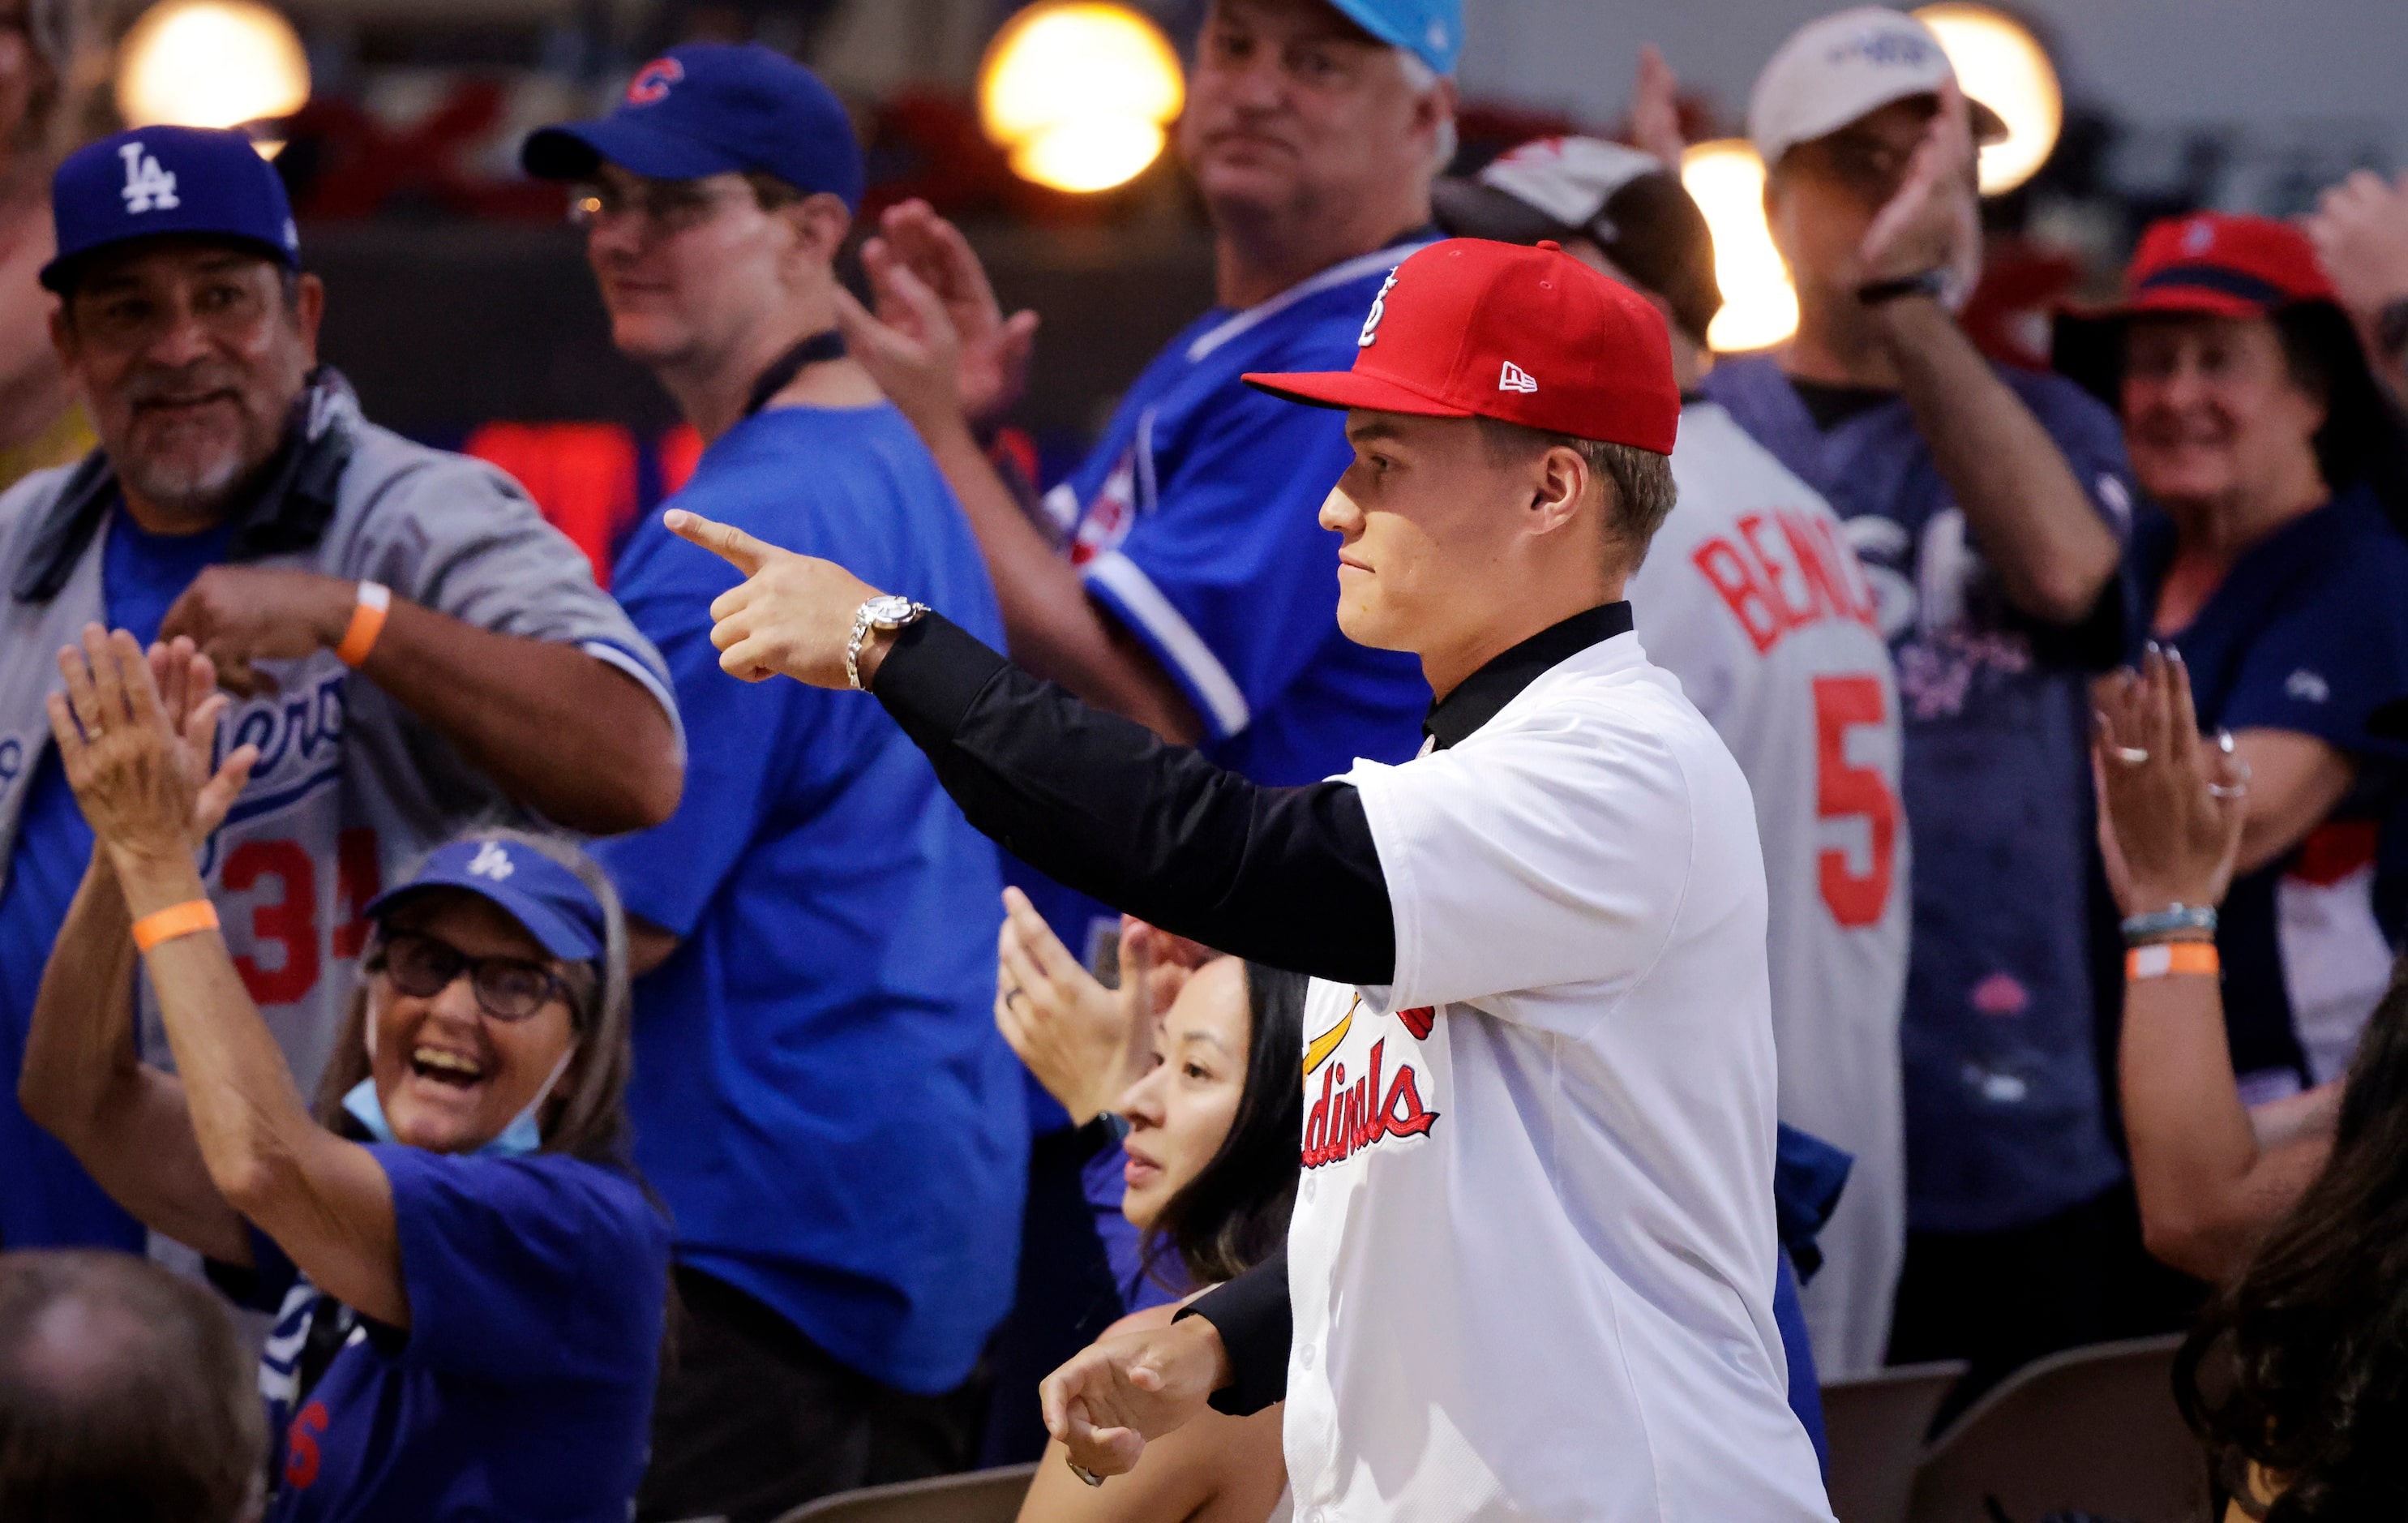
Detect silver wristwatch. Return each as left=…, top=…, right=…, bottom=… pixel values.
left=846, top=594, right=928, bottom=690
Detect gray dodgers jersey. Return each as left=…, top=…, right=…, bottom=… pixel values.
left=0, top=387, right=676, bottom=1093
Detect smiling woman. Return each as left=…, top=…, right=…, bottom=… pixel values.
left=17, top=627, right=670, bottom=1523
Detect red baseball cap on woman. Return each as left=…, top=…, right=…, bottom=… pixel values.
left=1241, top=237, right=1681, bottom=455
left=2053, top=210, right=2403, bottom=506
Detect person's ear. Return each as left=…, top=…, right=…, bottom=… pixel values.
left=292, top=272, right=325, bottom=364
left=1529, top=444, right=1589, bottom=534
left=784, top=192, right=853, bottom=268
left=47, top=298, right=74, bottom=374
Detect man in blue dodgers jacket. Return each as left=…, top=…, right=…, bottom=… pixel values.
left=838, top=0, right=1465, bottom=1458
left=0, top=127, right=680, bottom=1255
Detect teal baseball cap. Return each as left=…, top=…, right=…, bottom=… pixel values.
left=1328, top=0, right=1461, bottom=76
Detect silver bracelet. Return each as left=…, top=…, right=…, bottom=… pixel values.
left=2121, top=904, right=2217, bottom=943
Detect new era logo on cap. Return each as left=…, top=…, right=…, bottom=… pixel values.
left=1499, top=361, right=1536, bottom=393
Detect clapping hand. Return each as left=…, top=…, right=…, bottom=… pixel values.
left=859, top=199, right=1039, bottom=429
left=993, top=892, right=1218, bottom=1125
left=2304, top=169, right=2408, bottom=326
left=1630, top=45, right=1686, bottom=168
left=2093, top=646, right=2249, bottom=917
left=1857, top=75, right=1980, bottom=290
left=46, top=626, right=260, bottom=864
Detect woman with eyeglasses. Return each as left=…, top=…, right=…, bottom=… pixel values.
left=19, top=626, right=670, bottom=1522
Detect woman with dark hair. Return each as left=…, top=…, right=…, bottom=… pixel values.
left=1011, top=951, right=1307, bottom=1523
left=19, top=628, right=670, bottom=1522
left=2096, top=647, right=2407, bottom=1517
left=2058, top=212, right=2408, bottom=1130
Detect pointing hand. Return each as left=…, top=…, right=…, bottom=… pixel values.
left=665, top=509, right=884, bottom=689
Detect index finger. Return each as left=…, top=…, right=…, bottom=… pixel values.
left=665, top=509, right=771, bottom=576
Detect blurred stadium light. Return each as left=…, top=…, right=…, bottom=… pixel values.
left=1914, top=2, right=2063, bottom=195
left=118, top=0, right=311, bottom=157
left=978, top=2, right=1183, bottom=194
left=1681, top=139, right=1798, bottom=353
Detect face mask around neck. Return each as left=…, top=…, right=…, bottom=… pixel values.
left=342, top=1045, right=578, bottom=1159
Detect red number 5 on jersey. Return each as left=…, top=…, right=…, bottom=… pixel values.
left=1812, top=675, right=1899, bottom=929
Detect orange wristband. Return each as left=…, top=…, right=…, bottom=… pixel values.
left=2127, top=942, right=2220, bottom=980
left=131, top=899, right=220, bottom=952
left=335, top=581, right=392, bottom=667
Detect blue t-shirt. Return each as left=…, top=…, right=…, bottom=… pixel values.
left=593, top=403, right=1025, bottom=1394
left=2140, top=485, right=2408, bottom=1090
left=1701, top=356, right=2139, bottom=1233
left=0, top=510, right=233, bottom=1250
left=219, top=1148, right=669, bottom=1522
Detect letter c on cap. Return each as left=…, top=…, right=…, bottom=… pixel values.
left=628, top=57, right=683, bottom=105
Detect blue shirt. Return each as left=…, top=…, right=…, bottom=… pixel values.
left=1701, top=356, right=2139, bottom=1233
left=0, top=510, right=233, bottom=1250
left=221, top=1148, right=669, bottom=1522
left=594, top=404, right=1025, bottom=1393
left=2140, top=485, right=2408, bottom=1088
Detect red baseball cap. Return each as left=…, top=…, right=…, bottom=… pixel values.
left=2054, top=212, right=2342, bottom=396
left=2107, top=212, right=2335, bottom=320
left=1242, top=237, right=1680, bottom=455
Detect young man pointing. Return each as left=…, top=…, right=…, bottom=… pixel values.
left=670, top=238, right=1834, bottom=1520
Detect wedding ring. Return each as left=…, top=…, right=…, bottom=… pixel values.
left=1067, top=1457, right=1105, bottom=1488
left=2110, top=746, right=2150, bottom=766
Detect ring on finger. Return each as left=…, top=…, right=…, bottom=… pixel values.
left=1067, top=1457, right=1105, bottom=1488
left=1004, top=985, right=1030, bottom=1010
left=2110, top=745, right=2149, bottom=765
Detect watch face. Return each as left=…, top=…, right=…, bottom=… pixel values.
left=866, top=594, right=917, bottom=627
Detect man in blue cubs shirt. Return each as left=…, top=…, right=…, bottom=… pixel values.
left=522, top=48, right=1023, bottom=1521
left=1699, top=9, right=2159, bottom=1411
left=836, top=0, right=1459, bottom=1456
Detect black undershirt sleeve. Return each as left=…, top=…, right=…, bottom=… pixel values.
left=1175, top=1246, right=1291, bottom=1416
left=870, top=613, right=1395, bottom=985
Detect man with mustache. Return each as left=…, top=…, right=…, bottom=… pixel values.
left=0, top=126, right=682, bottom=1255
left=838, top=0, right=1459, bottom=1457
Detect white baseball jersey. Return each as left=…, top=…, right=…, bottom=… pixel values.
left=1629, top=400, right=1909, bottom=1379
left=1284, top=633, right=1833, bottom=1522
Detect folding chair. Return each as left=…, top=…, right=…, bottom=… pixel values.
left=1821, top=1360, right=1969, bottom=1523
left=1906, top=1335, right=2213, bottom=1523
left=773, top=1464, right=1040, bottom=1523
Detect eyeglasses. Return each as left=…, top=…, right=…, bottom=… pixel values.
left=567, top=178, right=751, bottom=237
left=375, top=931, right=574, bottom=1023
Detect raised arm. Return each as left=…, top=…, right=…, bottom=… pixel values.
left=663, top=510, right=1395, bottom=982
left=1860, top=82, right=2120, bottom=626
left=835, top=205, right=1203, bottom=742
left=156, top=567, right=680, bottom=834
left=47, top=625, right=411, bottom=1328
left=2097, top=648, right=2332, bottom=1281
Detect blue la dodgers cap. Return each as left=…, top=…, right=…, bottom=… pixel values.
left=521, top=44, right=864, bottom=212
left=1328, top=0, right=1462, bottom=76
left=363, top=839, right=609, bottom=962
left=43, top=126, right=300, bottom=294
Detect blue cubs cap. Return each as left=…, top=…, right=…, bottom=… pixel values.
left=43, top=126, right=300, bottom=294
left=1327, top=0, right=1461, bottom=76
left=364, top=839, right=608, bottom=963
left=521, top=44, right=864, bottom=212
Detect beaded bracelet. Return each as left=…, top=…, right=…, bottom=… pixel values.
left=2120, top=904, right=2217, bottom=944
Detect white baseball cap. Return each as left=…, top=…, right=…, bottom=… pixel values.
left=1748, top=6, right=2007, bottom=169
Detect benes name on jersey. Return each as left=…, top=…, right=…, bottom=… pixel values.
left=1690, top=507, right=1880, bottom=655
left=1301, top=996, right=1439, bottom=1170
